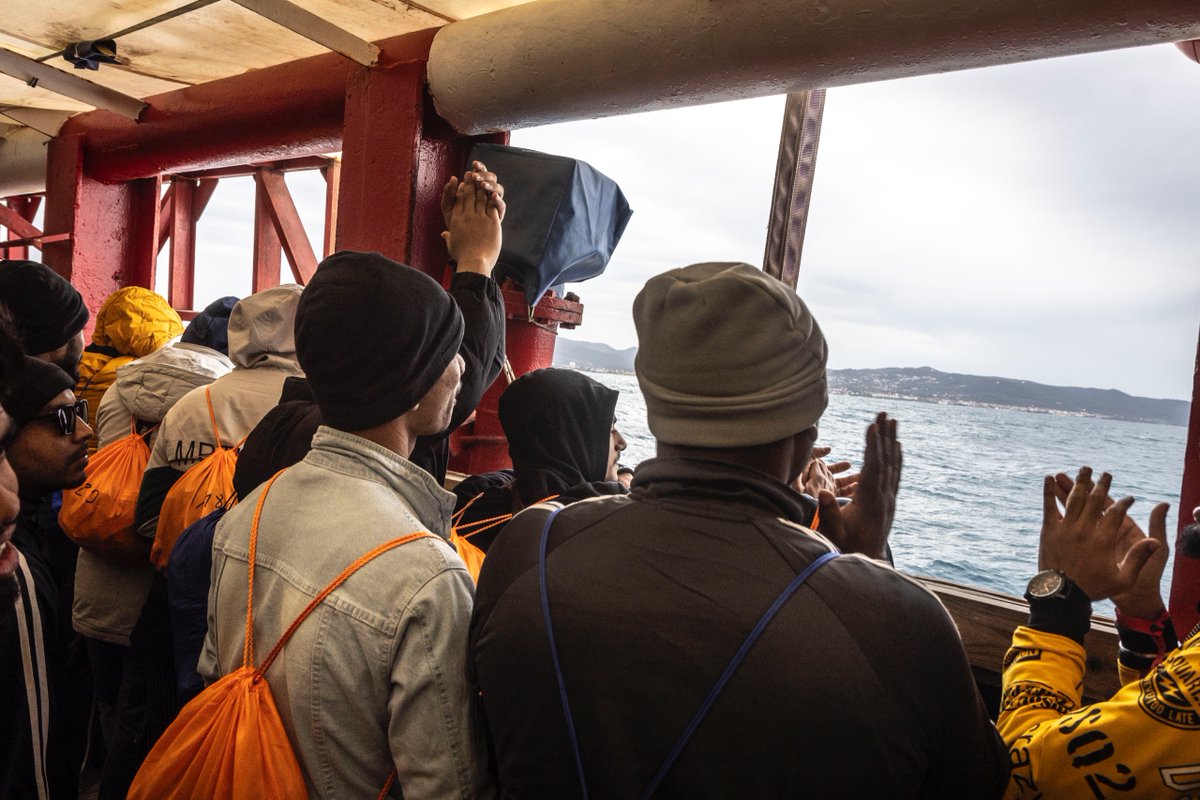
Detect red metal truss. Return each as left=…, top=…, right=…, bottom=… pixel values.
left=0, top=197, right=43, bottom=260
left=169, top=178, right=197, bottom=310
left=322, top=159, right=340, bottom=257
left=252, top=173, right=283, bottom=293
left=256, top=168, right=318, bottom=284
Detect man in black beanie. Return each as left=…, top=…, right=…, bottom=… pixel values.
left=0, top=356, right=94, bottom=800
left=199, top=177, right=501, bottom=799
left=0, top=260, right=90, bottom=380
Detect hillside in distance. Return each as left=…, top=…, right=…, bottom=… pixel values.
left=553, top=338, right=637, bottom=372
left=553, top=340, right=1190, bottom=426
left=829, top=367, right=1189, bottom=426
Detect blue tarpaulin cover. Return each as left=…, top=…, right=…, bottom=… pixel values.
left=468, top=143, right=633, bottom=310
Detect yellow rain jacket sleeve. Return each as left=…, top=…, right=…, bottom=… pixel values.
left=999, top=625, right=1200, bottom=799
left=76, top=287, right=183, bottom=452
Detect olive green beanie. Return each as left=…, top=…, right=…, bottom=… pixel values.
left=633, top=262, right=828, bottom=448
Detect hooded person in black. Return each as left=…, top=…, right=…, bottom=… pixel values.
left=452, top=368, right=627, bottom=552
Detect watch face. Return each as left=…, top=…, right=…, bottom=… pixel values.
left=1028, top=570, right=1066, bottom=599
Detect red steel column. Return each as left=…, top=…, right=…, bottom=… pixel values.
left=336, top=29, right=507, bottom=276
left=1171, top=325, right=1200, bottom=635
left=336, top=44, right=430, bottom=266
left=168, top=178, right=197, bottom=310
left=252, top=169, right=282, bottom=291
left=43, top=134, right=160, bottom=333
left=449, top=288, right=584, bottom=474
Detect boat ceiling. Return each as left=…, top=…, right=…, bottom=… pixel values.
left=0, top=0, right=533, bottom=140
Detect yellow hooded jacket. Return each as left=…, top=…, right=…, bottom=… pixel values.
left=76, top=287, right=183, bottom=453
left=999, top=624, right=1200, bottom=799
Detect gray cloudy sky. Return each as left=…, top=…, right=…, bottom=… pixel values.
left=176, top=42, right=1200, bottom=401
left=514, top=43, right=1200, bottom=402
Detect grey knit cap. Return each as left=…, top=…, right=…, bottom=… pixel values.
left=633, top=262, right=828, bottom=448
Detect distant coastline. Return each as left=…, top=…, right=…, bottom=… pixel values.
left=553, top=339, right=1190, bottom=427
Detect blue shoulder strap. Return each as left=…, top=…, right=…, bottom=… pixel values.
left=538, top=505, right=839, bottom=800
left=538, top=506, right=589, bottom=797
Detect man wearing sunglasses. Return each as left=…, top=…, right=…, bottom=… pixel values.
left=0, top=356, right=93, bottom=800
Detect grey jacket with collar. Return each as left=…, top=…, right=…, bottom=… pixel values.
left=199, top=426, right=495, bottom=799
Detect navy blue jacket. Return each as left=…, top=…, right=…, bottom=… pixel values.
left=166, top=508, right=226, bottom=699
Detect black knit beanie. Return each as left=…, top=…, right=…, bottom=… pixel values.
left=4, top=355, right=74, bottom=426
left=294, top=251, right=464, bottom=431
left=181, top=295, right=239, bottom=355
left=0, top=261, right=89, bottom=356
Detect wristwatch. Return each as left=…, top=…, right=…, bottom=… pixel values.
left=1025, top=569, right=1076, bottom=601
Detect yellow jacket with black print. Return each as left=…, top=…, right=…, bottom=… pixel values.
left=999, top=624, right=1200, bottom=799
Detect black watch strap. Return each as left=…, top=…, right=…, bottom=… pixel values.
left=1026, top=577, right=1092, bottom=646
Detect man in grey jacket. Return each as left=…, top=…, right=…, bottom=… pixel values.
left=200, top=177, right=502, bottom=798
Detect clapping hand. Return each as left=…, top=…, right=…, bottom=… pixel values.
left=441, top=160, right=506, bottom=227
left=1039, top=467, right=1164, bottom=602
left=441, top=161, right=506, bottom=276
left=795, top=446, right=858, bottom=498
left=815, top=412, right=901, bottom=560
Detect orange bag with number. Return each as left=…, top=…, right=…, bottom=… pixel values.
left=151, top=387, right=242, bottom=570
left=59, top=420, right=154, bottom=564
left=130, top=472, right=418, bottom=799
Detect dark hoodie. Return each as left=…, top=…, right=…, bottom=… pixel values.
left=453, top=368, right=627, bottom=551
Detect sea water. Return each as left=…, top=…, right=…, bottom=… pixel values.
left=589, top=370, right=1189, bottom=615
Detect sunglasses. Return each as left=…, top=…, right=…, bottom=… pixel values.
left=33, top=398, right=88, bottom=436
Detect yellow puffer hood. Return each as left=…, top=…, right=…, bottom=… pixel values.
left=76, top=287, right=182, bottom=452
left=90, top=287, right=183, bottom=357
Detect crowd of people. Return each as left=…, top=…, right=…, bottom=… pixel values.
left=0, top=160, right=1196, bottom=799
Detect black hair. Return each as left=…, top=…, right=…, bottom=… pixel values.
left=1181, top=523, right=1200, bottom=559
left=0, top=305, right=26, bottom=402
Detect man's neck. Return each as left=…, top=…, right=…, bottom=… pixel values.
left=657, top=432, right=813, bottom=486
left=347, top=418, right=419, bottom=459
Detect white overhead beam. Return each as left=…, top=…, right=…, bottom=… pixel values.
left=0, top=107, right=74, bottom=137
left=428, top=0, right=1200, bottom=134
left=229, top=0, right=380, bottom=67
left=0, top=48, right=146, bottom=121
left=0, top=127, right=50, bottom=197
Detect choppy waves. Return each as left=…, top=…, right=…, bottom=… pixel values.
left=592, top=371, right=1188, bottom=611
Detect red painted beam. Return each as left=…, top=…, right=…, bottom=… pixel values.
left=252, top=169, right=282, bottom=291
left=169, top=178, right=197, bottom=309
left=59, top=28, right=438, bottom=183
left=157, top=184, right=174, bottom=253
left=194, top=180, right=219, bottom=222
left=322, top=159, right=340, bottom=258
left=0, top=202, right=42, bottom=242
left=1, top=196, right=43, bottom=258
left=42, top=134, right=160, bottom=335
left=257, top=169, right=317, bottom=284
left=0, top=232, right=70, bottom=253
left=158, top=179, right=219, bottom=255
left=180, top=156, right=334, bottom=181
left=1170, top=325, right=1200, bottom=635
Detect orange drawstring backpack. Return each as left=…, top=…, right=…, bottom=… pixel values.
left=151, top=387, right=243, bottom=570
left=129, top=470, right=426, bottom=800
left=59, top=419, right=155, bottom=564
left=449, top=492, right=558, bottom=582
